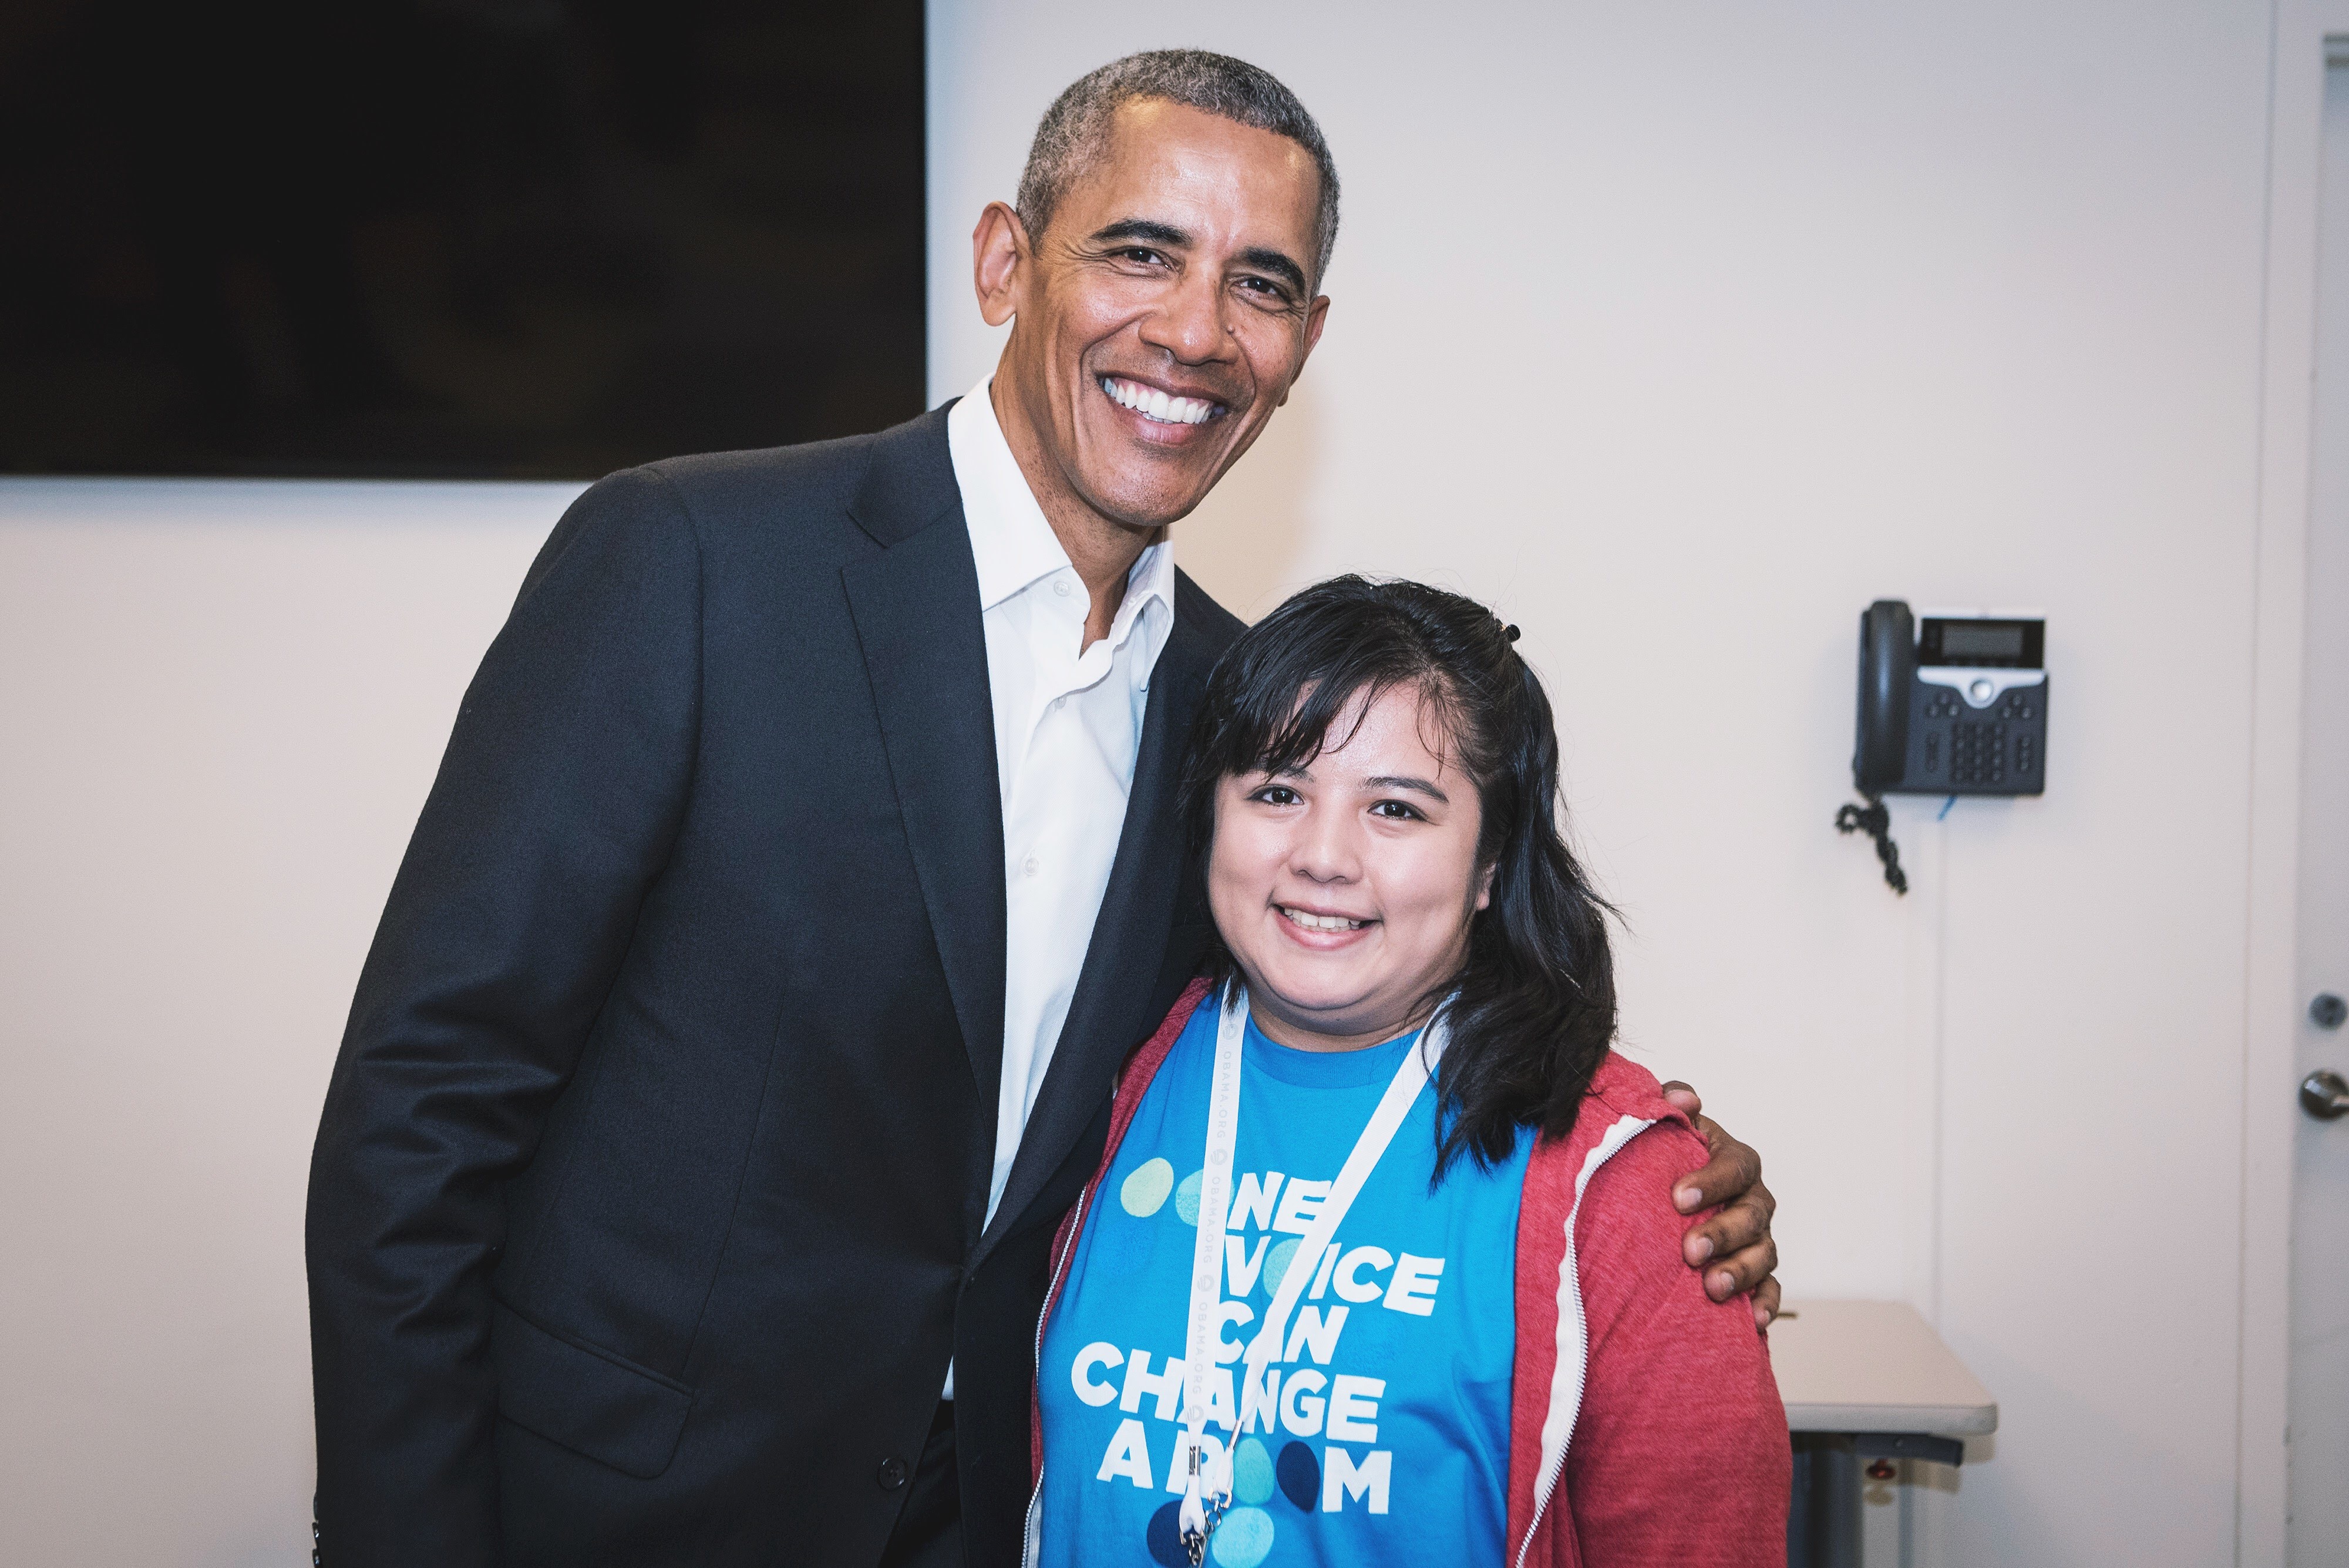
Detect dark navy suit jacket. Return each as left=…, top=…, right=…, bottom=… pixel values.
left=306, top=406, right=1241, bottom=1566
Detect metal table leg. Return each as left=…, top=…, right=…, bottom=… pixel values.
left=1789, top=1433, right=1965, bottom=1568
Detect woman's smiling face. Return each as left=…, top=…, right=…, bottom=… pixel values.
left=1208, top=681, right=1492, bottom=1052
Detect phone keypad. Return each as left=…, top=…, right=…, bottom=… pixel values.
left=1949, top=721, right=2008, bottom=787
left=1904, top=677, right=2045, bottom=796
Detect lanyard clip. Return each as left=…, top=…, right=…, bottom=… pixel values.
left=1178, top=1445, right=1227, bottom=1566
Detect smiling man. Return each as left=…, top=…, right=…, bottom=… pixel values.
left=306, top=51, right=1779, bottom=1568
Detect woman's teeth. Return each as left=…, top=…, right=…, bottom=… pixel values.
left=1280, top=906, right=1366, bottom=932
left=1101, top=376, right=1219, bottom=426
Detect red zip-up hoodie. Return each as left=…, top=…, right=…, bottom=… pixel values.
left=1027, top=980, right=1789, bottom=1567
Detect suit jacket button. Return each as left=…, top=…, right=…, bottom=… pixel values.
left=878, top=1455, right=910, bottom=1490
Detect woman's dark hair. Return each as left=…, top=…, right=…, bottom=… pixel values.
left=1178, top=576, right=1617, bottom=1178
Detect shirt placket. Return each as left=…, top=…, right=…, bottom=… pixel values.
left=1009, top=576, right=1088, bottom=889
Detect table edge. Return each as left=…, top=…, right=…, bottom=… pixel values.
left=1785, top=1401, right=1999, bottom=1437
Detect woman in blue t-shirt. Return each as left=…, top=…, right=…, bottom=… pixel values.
left=1026, top=577, right=1786, bottom=1568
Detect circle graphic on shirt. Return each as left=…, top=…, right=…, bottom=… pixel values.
left=1275, top=1442, right=1320, bottom=1511
left=1145, top=1500, right=1189, bottom=1566
left=1258, top=1237, right=1303, bottom=1298
left=1174, top=1168, right=1204, bottom=1226
left=1209, top=1506, right=1275, bottom=1567
left=1230, top=1436, right=1276, bottom=1506
left=1121, top=1157, right=1175, bottom=1217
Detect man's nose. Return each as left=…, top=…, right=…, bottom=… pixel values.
left=1138, top=264, right=1234, bottom=367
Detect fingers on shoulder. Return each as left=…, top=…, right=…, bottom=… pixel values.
left=1573, top=1125, right=1776, bottom=1397
left=1574, top=1121, right=1714, bottom=1279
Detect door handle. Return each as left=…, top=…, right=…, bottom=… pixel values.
left=2304, top=1069, right=2349, bottom=1122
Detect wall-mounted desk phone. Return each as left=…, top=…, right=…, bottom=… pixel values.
left=1839, top=600, right=2049, bottom=893
left=1855, top=601, right=2048, bottom=797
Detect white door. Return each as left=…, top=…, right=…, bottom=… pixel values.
left=2289, top=59, right=2349, bottom=1567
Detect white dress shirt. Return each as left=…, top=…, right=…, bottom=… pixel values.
left=940, top=379, right=1173, bottom=1395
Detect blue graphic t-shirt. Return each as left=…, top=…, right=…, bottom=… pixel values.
left=1038, top=1002, right=1532, bottom=1568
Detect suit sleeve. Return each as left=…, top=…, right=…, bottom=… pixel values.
left=1561, top=1122, right=1791, bottom=1567
left=305, top=468, right=703, bottom=1566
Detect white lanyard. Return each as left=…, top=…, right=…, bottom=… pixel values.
left=1176, top=984, right=1449, bottom=1561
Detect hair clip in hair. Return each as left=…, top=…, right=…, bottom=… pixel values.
left=1503, top=624, right=1522, bottom=644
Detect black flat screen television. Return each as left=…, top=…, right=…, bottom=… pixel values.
left=0, top=1, right=926, bottom=478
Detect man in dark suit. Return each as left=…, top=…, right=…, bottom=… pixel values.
left=306, top=50, right=1781, bottom=1568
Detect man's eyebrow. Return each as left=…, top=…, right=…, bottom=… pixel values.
left=1088, top=223, right=1308, bottom=294
left=1091, top=218, right=1191, bottom=250
left=1236, top=246, right=1308, bottom=294
left=1364, top=774, right=1450, bottom=804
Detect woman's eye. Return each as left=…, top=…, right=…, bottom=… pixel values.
left=1253, top=786, right=1301, bottom=806
left=1369, top=800, right=1422, bottom=820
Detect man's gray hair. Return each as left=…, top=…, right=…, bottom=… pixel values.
left=1015, top=50, right=1340, bottom=288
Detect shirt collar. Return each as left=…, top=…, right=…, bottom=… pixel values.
left=948, top=376, right=1176, bottom=631
left=1116, top=527, right=1174, bottom=652
left=949, top=376, right=1077, bottom=612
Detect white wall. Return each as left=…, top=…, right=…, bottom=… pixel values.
left=0, top=480, right=573, bottom=1563
left=930, top=2, right=2271, bottom=1561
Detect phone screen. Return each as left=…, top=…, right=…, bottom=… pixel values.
left=1920, top=618, right=2042, bottom=667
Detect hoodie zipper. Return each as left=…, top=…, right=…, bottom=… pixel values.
left=1513, top=1223, right=1589, bottom=1568
left=1021, top=1182, right=1090, bottom=1568
left=1513, top=1115, right=1654, bottom=1568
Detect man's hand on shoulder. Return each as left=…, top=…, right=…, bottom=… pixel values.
left=1658, top=1081, right=1780, bottom=1329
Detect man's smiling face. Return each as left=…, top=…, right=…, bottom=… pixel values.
left=986, top=97, right=1330, bottom=532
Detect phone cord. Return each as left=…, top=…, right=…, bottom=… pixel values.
left=1835, top=795, right=1909, bottom=894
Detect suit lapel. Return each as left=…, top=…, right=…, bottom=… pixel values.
left=973, top=577, right=1221, bottom=1264
left=840, top=409, right=1007, bottom=1112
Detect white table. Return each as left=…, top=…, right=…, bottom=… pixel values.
left=1771, top=1301, right=1997, bottom=1568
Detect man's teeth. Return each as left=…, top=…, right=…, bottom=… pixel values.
left=1281, top=906, right=1366, bottom=932
left=1101, top=376, right=1219, bottom=426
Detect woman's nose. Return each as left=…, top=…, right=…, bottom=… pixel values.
left=1287, top=808, right=1358, bottom=882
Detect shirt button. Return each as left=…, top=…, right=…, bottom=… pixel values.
left=877, top=1455, right=908, bottom=1490
left=1023, top=855, right=1041, bottom=877
left=1052, top=696, right=1066, bottom=711
left=1053, top=577, right=1072, bottom=597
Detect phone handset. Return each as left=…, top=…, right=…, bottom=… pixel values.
left=1854, top=600, right=1915, bottom=794
left=1839, top=600, right=1914, bottom=893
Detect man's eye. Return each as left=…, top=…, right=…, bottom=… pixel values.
left=1254, top=786, right=1301, bottom=806
left=1236, top=277, right=1291, bottom=303
left=1116, top=248, right=1165, bottom=265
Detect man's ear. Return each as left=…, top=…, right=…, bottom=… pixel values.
left=1276, top=295, right=1332, bottom=408
left=972, top=201, right=1030, bottom=328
